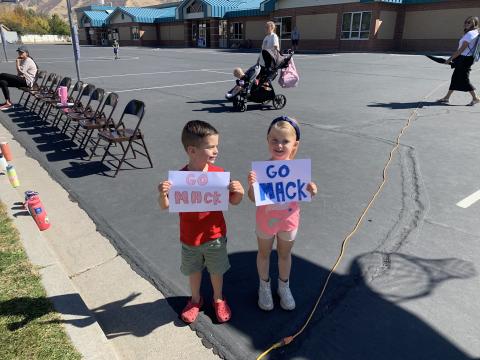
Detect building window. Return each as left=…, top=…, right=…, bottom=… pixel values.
left=230, top=22, right=243, bottom=40
left=341, top=12, right=371, bottom=40
left=132, top=26, right=140, bottom=40
left=274, top=17, right=292, bottom=40
left=121, top=13, right=125, bottom=20
left=187, top=0, right=203, bottom=13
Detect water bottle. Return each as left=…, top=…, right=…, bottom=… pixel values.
left=26, top=195, right=51, bottom=231
left=0, top=142, right=13, bottom=161
left=6, top=164, right=20, bottom=188
left=0, top=154, right=7, bottom=172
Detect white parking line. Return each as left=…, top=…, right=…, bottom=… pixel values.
left=114, top=79, right=232, bottom=93
left=456, top=190, right=480, bottom=208
left=83, top=68, right=231, bottom=79
left=38, top=56, right=139, bottom=64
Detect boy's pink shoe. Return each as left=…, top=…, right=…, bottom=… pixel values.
left=213, top=298, right=231, bottom=323
left=181, top=297, right=203, bottom=324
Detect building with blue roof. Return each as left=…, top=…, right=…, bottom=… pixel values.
left=76, top=0, right=477, bottom=52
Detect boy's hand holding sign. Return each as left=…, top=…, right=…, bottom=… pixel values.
left=168, top=171, right=230, bottom=212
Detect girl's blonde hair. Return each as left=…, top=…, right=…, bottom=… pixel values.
left=267, top=116, right=300, bottom=159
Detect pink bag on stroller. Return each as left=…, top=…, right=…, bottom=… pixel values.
left=279, top=58, right=299, bottom=88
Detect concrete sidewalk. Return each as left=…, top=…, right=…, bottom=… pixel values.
left=0, top=122, right=218, bottom=360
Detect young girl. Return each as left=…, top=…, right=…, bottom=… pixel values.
left=248, top=116, right=317, bottom=311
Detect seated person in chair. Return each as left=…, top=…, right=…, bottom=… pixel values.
left=0, top=46, right=37, bottom=111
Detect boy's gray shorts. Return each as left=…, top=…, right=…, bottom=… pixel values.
left=180, top=237, right=230, bottom=276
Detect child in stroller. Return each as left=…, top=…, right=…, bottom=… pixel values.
left=227, top=49, right=293, bottom=112
left=225, top=65, right=261, bottom=100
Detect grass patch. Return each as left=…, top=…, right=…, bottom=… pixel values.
left=0, top=202, right=81, bottom=360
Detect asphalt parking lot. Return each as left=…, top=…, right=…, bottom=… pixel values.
left=1, top=44, right=479, bottom=359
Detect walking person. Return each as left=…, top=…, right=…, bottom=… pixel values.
left=113, top=39, right=119, bottom=60
left=259, top=21, right=280, bottom=68
left=438, top=16, right=480, bottom=106
left=0, top=45, right=37, bottom=111
left=291, top=26, right=299, bottom=52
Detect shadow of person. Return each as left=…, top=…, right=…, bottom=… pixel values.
left=0, top=296, right=56, bottom=331
left=0, top=292, right=189, bottom=339
left=273, top=252, right=477, bottom=360
left=185, top=251, right=477, bottom=360
left=368, top=101, right=464, bottom=109
left=61, top=161, right=111, bottom=178
left=88, top=293, right=189, bottom=339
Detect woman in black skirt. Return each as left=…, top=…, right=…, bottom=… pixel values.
left=438, top=16, right=479, bottom=106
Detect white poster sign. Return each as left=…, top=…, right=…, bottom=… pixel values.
left=252, top=159, right=311, bottom=206
left=168, top=171, right=230, bottom=212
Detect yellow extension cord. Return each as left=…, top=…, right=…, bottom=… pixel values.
left=256, top=80, right=450, bottom=360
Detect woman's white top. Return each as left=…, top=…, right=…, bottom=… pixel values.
left=259, top=32, right=280, bottom=66
left=18, top=57, right=37, bottom=87
left=459, top=29, right=479, bottom=56
left=262, top=33, right=280, bottom=51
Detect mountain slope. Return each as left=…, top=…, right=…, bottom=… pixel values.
left=14, top=0, right=173, bottom=20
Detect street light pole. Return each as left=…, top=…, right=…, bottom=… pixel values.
left=66, top=0, right=81, bottom=81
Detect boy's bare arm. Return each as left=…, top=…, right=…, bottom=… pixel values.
left=229, top=180, right=244, bottom=205
left=158, top=181, right=171, bottom=210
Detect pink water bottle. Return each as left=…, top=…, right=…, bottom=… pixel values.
left=26, top=195, right=51, bottom=231
left=58, top=86, right=68, bottom=105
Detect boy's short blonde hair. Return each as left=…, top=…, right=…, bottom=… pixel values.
left=233, top=67, right=244, bottom=78
left=181, top=120, right=219, bottom=151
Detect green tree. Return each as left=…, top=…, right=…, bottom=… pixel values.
left=49, top=14, right=70, bottom=35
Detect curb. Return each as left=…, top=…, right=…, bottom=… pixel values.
left=0, top=125, right=119, bottom=360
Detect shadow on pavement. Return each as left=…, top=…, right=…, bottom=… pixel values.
left=368, top=101, right=466, bottom=110
left=0, top=251, right=475, bottom=359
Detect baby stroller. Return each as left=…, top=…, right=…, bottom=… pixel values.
left=232, top=49, right=293, bottom=112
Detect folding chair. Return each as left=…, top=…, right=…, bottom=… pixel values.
left=89, top=100, right=153, bottom=177
left=18, top=70, right=47, bottom=105
left=52, top=83, right=94, bottom=130
left=25, top=73, right=57, bottom=111
left=39, top=76, right=72, bottom=122
left=50, top=80, right=84, bottom=128
left=76, top=92, right=119, bottom=149
left=61, top=88, right=105, bottom=136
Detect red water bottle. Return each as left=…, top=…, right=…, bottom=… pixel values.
left=26, top=195, right=50, bottom=231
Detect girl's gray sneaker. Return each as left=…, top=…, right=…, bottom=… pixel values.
left=258, top=278, right=274, bottom=311
left=278, top=278, right=296, bottom=310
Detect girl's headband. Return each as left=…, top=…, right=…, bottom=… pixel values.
left=268, top=116, right=300, bottom=140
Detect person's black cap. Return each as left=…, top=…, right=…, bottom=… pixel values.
left=16, top=45, right=29, bottom=53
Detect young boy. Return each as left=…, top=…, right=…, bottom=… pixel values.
left=158, top=120, right=244, bottom=324
left=113, top=40, right=119, bottom=60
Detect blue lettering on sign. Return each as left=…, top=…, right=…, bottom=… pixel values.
left=275, top=182, right=285, bottom=202
left=259, top=182, right=275, bottom=201
left=266, top=164, right=290, bottom=179
left=286, top=181, right=296, bottom=200
left=258, top=179, right=308, bottom=202
left=297, top=179, right=308, bottom=200
left=34, top=207, right=42, bottom=215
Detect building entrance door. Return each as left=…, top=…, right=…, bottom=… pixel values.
left=219, top=20, right=228, bottom=48
left=198, top=21, right=207, bottom=47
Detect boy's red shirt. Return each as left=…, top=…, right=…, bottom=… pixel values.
left=179, top=163, right=227, bottom=246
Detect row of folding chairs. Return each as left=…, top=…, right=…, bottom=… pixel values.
left=17, top=70, right=153, bottom=177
